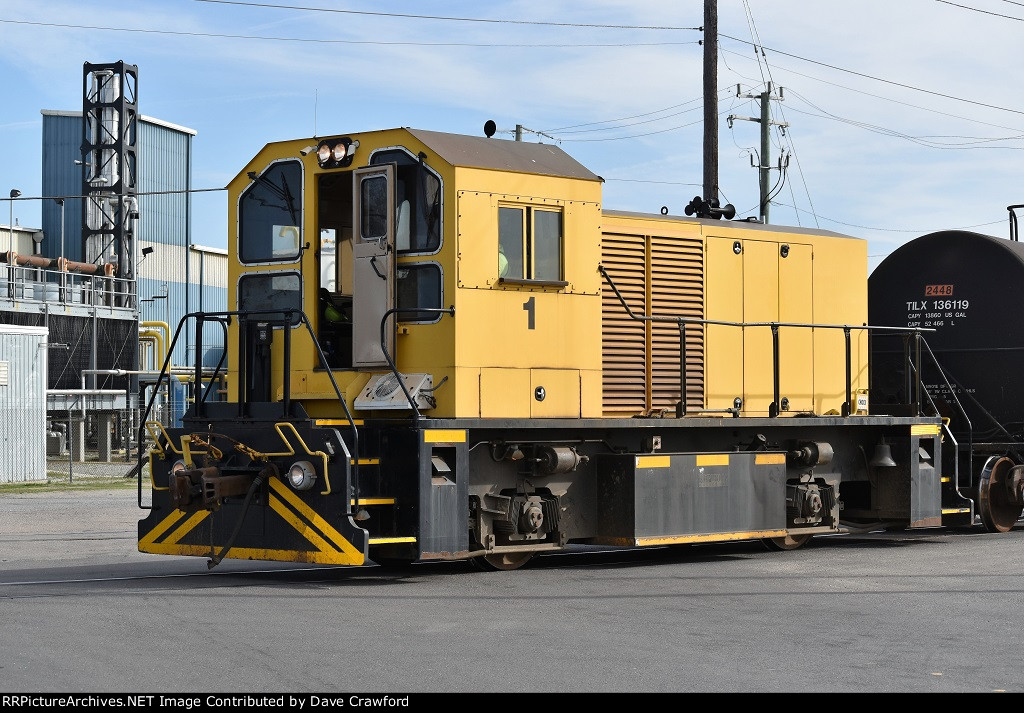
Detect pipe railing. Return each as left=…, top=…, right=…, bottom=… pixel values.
left=600, top=264, right=936, bottom=418
left=1009, top=204, right=1024, bottom=242
left=1, top=261, right=133, bottom=308
left=903, top=341, right=974, bottom=509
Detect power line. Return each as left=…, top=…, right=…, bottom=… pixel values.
left=784, top=155, right=804, bottom=228
left=718, top=32, right=1024, bottom=117
left=0, top=18, right=697, bottom=48
left=720, top=47, right=1024, bottom=134
left=542, top=89, right=735, bottom=135
left=550, top=104, right=742, bottom=142
left=549, top=106, right=704, bottom=135
left=742, top=1, right=769, bottom=87
left=548, top=119, right=702, bottom=142
left=11, top=187, right=227, bottom=203
left=544, top=95, right=707, bottom=132
left=773, top=200, right=1004, bottom=233
left=783, top=93, right=1024, bottom=149
left=550, top=106, right=702, bottom=134
left=194, top=0, right=702, bottom=30
left=935, top=0, right=1024, bottom=21
left=738, top=2, right=808, bottom=225
left=774, top=123, right=817, bottom=228
left=605, top=178, right=703, bottom=187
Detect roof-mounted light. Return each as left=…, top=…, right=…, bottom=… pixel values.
left=316, top=137, right=359, bottom=169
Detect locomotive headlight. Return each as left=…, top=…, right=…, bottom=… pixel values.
left=317, top=143, right=332, bottom=165
left=315, top=137, right=358, bottom=168
left=287, top=460, right=317, bottom=491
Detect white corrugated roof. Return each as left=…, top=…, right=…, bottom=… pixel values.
left=41, top=109, right=197, bottom=136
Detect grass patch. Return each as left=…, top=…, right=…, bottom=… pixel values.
left=0, top=473, right=141, bottom=495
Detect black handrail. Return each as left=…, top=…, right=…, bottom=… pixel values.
left=1009, top=204, right=1024, bottom=242
left=194, top=316, right=229, bottom=410
left=599, top=264, right=934, bottom=418
left=906, top=337, right=973, bottom=507
left=378, top=306, right=456, bottom=419
left=136, top=311, right=193, bottom=509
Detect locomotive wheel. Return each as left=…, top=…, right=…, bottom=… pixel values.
left=761, top=533, right=812, bottom=551
left=472, top=552, right=535, bottom=571
left=978, top=457, right=1024, bottom=533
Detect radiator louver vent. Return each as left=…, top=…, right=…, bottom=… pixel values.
left=601, top=231, right=704, bottom=416
left=651, top=235, right=705, bottom=413
left=601, top=233, right=648, bottom=415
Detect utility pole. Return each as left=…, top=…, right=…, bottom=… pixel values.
left=702, top=0, right=718, bottom=204
left=758, top=86, right=771, bottom=223
left=727, top=83, right=788, bottom=223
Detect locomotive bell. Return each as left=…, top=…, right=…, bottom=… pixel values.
left=870, top=442, right=898, bottom=468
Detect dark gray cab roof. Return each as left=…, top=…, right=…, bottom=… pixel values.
left=407, top=128, right=602, bottom=182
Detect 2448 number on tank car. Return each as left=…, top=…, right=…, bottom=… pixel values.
left=137, top=126, right=945, bottom=571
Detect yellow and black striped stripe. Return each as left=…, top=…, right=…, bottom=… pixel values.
left=139, top=478, right=365, bottom=565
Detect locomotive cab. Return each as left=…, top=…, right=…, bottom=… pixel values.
left=228, top=128, right=603, bottom=419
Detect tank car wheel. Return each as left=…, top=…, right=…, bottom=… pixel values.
left=471, top=552, right=535, bottom=571
left=761, top=533, right=812, bottom=551
left=978, top=457, right=1024, bottom=533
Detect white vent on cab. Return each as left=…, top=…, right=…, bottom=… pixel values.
left=354, top=373, right=435, bottom=411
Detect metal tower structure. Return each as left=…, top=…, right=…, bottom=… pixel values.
left=81, top=61, right=138, bottom=307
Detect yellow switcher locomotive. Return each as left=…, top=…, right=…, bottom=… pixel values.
left=138, top=126, right=945, bottom=570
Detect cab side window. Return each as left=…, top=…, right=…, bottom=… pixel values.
left=369, top=149, right=441, bottom=254
left=369, top=148, right=444, bottom=323
left=397, top=264, right=442, bottom=323
left=498, top=205, right=563, bottom=283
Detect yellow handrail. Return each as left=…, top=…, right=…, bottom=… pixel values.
left=266, top=422, right=333, bottom=496
left=144, top=421, right=332, bottom=496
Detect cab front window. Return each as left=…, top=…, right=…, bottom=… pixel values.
left=238, top=272, right=302, bottom=326
left=239, top=160, right=303, bottom=263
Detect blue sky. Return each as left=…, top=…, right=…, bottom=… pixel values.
left=2, top=0, right=1023, bottom=271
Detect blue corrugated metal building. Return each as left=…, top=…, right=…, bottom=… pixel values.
left=40, top=110, right=227, bottom=371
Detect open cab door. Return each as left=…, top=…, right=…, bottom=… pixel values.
left=351, top=164, right=396, bottom=368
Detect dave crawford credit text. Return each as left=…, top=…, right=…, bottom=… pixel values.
left=2, top=696, right=412, bottom=709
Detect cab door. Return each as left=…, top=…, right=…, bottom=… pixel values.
left=352, top=165, right=396, bottom=368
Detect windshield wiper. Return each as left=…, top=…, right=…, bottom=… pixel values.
left=247, top=170, right=299, bottom=226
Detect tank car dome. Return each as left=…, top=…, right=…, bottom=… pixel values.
left=869, top=230, right=1024, bottom=437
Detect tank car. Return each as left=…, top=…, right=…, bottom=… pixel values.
left=136, top=126, right=944, bottom=570
left=869, top=225, right=1024, bottom=532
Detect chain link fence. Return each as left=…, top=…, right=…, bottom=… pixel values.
left=45, top=408, right=154, bottom=483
